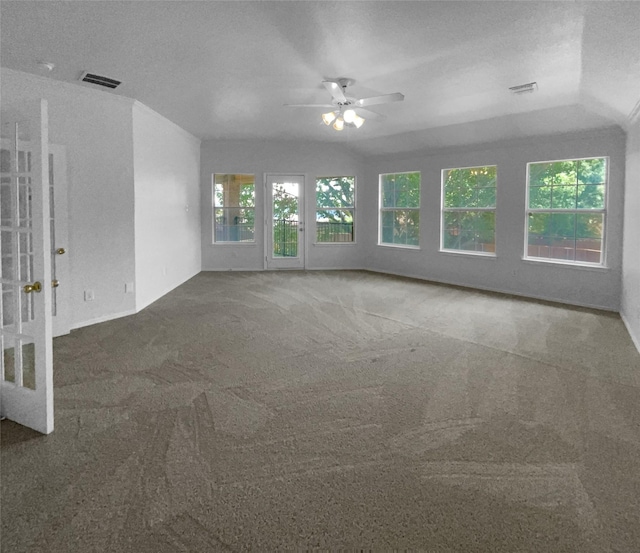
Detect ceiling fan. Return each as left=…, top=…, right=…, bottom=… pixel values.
left=284, top=78, right=404, bottom=131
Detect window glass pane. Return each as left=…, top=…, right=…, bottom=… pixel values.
left=476, top=166, right=496, bottom=187
left=476, top=211, right=495, bottom=253
left=551, top=185, right=577, bottom=209
left=527, top=213, right=552, bottom=258
left=381, top=210, right=419, bottom=246
left=529, top=163, right=555, bottom=186
left=381, top=175, right=396, bottom=208
left=213, top=174, right=255, bottom=243
left=316, top=177, right=354, bottom=208
left=549, top=213, right=576, bottom=261
left=476, top=187, right=496, bottom=208
left=403, top=210, right=420, bottom=245
left=214, top=208, right=254, bottom=242
left=239, top=184, right=255, bottom=207
left=577, top=184, right=605, bottom=209
left=383, top=172, right=420, bottom=208
left=578, top=158, right=606, bottom=185
left=529, top=186, right=551, bottom=209
left=576, top=213, right=603, bottom=263
left=552, top=161, right=577, bottom=184
left=443, top=211, right=460, bottom=250
left=381, top=210, right=395, bottom=243
left=316, top=209, right=354, bottom=242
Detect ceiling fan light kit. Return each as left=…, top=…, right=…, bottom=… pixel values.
left=322, top=108, right=365, bottom=131
left=287, top=77, right=404, bottom=132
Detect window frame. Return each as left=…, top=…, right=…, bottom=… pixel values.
left=314, top=176, right=356, bottom=245
left=523, top=156, right=608, bottom=267
left=378, top=171, right=421, bottom=249
left=212, top=173, right=256, bottom=244
left=440, top=164, right=497, bottom=257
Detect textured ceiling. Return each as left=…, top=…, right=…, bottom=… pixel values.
left=1, top=1, right=639, bottom=156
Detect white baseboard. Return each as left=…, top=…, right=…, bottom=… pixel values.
left=620, top=310, right=640, bottom=354
left=363, top=267, right=618, bottom=312
left=70, top=309, right=137, bottom=331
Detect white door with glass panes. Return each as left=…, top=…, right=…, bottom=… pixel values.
left=1, top=99, right=55, bottom=434
left=1, top=141, right=70, bottom=337
left=265, top=174, right=305, bottom=269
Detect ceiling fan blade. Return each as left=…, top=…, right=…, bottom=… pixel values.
left=323, top=80, right=347, bottom=103
left=356, top=107, right=386, bottom=120
left=283, top=103, right=334, bottom=108
left=355, top=92, right=404, bottom=107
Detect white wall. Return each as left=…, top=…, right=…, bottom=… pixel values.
left=362, top=128, right=626, bottom=311
left=133, top=103, right=201, bottom=311
left=622, top=116, right=640, bottom=350
left=1, top=68, right=137, bottom=328
left=200, top=140, right=366, bottom=271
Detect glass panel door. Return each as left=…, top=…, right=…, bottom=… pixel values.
left=265, top=174, right=305, bottom=269
left=0, top=99, right=54, bottom=434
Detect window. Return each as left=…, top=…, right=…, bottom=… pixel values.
left=315, top=176, right=355, bottom=243
left=213, top=174, right=255, bottom=243
left=525, top=157, right=607, bottom=265
left=379, top=171, right=420, bottom=247
left=441, top=165, right=496, bottom=254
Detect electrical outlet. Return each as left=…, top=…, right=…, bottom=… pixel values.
left=125, top=282, right=134, bottom=293
left=84, top=290, right=95, bottom=301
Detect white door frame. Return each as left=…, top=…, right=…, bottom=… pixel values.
left=1, top=98, right=54, bottom=434
left=264, top=174, right=305, bottom=270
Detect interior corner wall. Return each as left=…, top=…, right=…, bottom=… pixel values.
left=622, top=116, right=640, bottom=351
left=1, top=68, right=137, bottom=329
left=200, top=139, right=366, bottom=271
left=133, top=103, right=201, bottom=311
left=362, top=128, right=626, bottom=311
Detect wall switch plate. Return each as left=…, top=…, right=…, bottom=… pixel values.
left=84, top=290, right=95, bottom=301
left=125, top=282, right=134, bottom=293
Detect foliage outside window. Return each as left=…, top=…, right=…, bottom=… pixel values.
left=526, top=157, right=607, bottom=265
left=316, top=176, right=355, bottom=243
left=442, top=165, right=496, bottom=254
left=379, top=172, right=420, bottom=247
left=272, top=181, right=299, bottom=257
left=213, top=174, right=255, bottom=243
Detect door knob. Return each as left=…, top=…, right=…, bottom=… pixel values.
left=52, top=279, right=59, bottom=288
left=56, top=247, right=66, bottom=255
left=23, top=281, right=42, bottom=294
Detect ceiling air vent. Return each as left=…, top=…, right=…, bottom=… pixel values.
left=79, top=71, right=121, bottom=89
left=509, top=82, right=538, bottom=95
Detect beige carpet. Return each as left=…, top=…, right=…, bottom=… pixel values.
left=2, top=270, right=640, bottom=552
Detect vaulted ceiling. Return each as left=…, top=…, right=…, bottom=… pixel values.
left=2, top=1, right=639, bottom=157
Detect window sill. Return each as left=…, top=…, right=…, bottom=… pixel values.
left=210, top=242, right=258, bottom=247
left=377, top=243, right=421, bottom=251
left=439, top=249, right=496, bottom=259
left=521, top=256, right=608, bottom=271
left=313, top=241, right=356, bottom=247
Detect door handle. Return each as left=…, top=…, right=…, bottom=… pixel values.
left=23, top=281, right=42, bottom=294
left=52, top=279, right=60, bottom=288
left=56, top=247, right=66, bottom=255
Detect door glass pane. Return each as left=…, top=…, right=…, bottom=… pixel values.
left=2, top=283, right=14, bottom=327
left=18, top=177, right=32, bottom=228
left=272, top=182, right=299, bottom=258
left=22, top=341, right=36, bottom=389
left=3, top=334, right=16, bottom=383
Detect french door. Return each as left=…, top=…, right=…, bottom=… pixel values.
left=265, top=174, right=305, bottom=269
left=0, top=99, right=54, bottom=434
left=0, top=141, right=69, bottom=337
